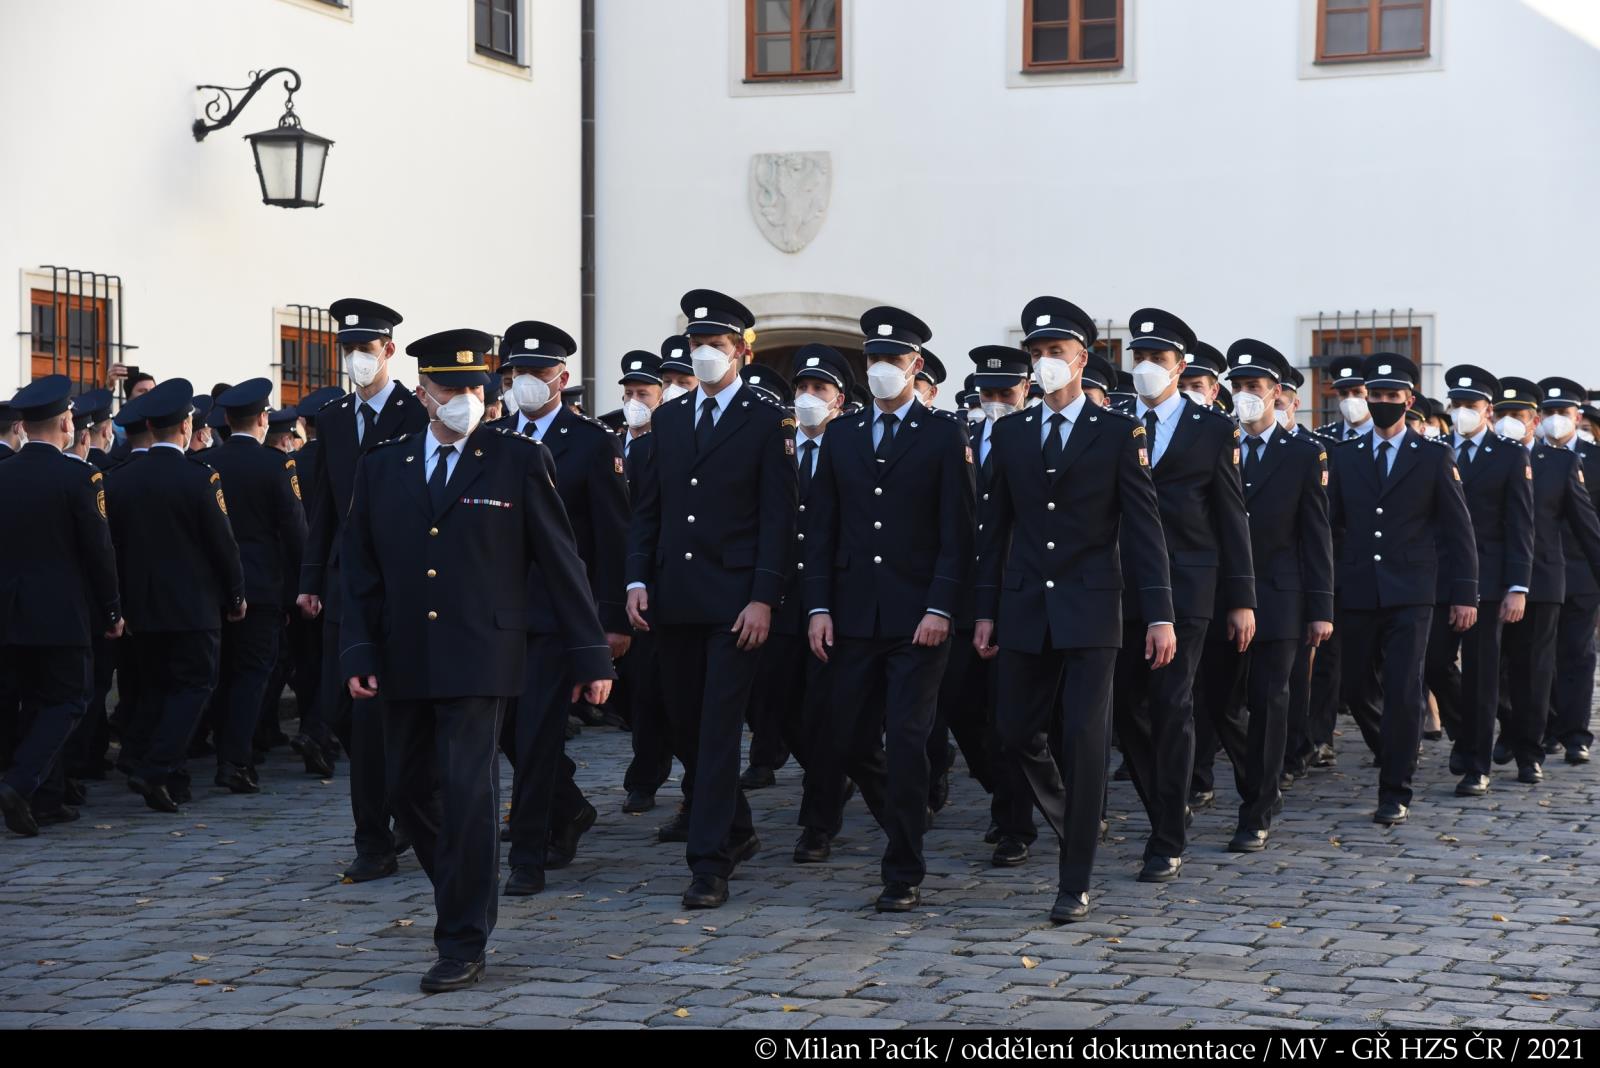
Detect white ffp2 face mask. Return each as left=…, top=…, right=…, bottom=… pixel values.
left=792, top=391, right=832, bottom=429
left=690, top=345, right=731, bottom=384
left=346, top=351, right=381, bottom=388
left=866, top=361, right=912, bottom=401
left=1274, top=409, right=1293, bottom=430
left=511, top=373, right=554, bottom=416
left=1495, top=415, right=1527, bottom=440
left=622, top=399, right=653, bottom=429
left=1339, top=396, right=1370, bottom=426
left=1450, top=407, right=1483, bottom=438
left=1035, top=356, right=1075, bottom=394
left=966, top=407, right=986, bottom=425
left=982, top=401, right=1018, bottom=423
left=661, top=382, right=689, bottom=404
left=1542, top=414, right=1576, bottom=443
left=1232, top=391, right=1267, bottom=425
left=1131, top=361, right=1175, bottom=401
left=427, top=388, right=485, bottom=436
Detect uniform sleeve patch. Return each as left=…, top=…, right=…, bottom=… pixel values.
left=1132, top=425, right=1146, bottom=439
left=1525, top=465, right=1533, bottom=480
left=1138, top=447, right=1149, bottom=468
left=1452, top=467, right=1461, bottom=481
left=784, top=438, right=795, bottom=457
left=780, top=417, right=796, bottom=429
left=1232, top=448, right=1241, bottom=466
left=90, top=471, right=103, bottom=483
left=614, top=455, right=625, bottom=475
left=215, top=487, right=229, bottom=515
left=209, top=471, right=221, bottom=484
left=96, top=487, right=107, bottom=518
left=290, top=471, right=302, bottom=500
left=965, top=446, right=974, bottom=465
left=1321, top=470, right=1329, bottom=487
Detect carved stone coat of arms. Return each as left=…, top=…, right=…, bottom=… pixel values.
left=749, top=151, right=831, bottom=254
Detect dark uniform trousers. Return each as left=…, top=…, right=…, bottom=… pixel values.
left=384, top=697, right=505, bottom=963
left=502, top=634, right=584, bottom=869
left=1423, top=605, right=1504, bottom=777
left=744, top=649, right=792, bottom=774
left=216, top=606, right=283, bottom=769
left=935, top=634, right=1035, bottom=840
left=1305, top=624, right=1342, bottom=755
left=619, top=630, right=673, bottom=797
left=1282, top=641, right=1316, bottom=774
left=1339, top=605, right=1433, bottom=807
left=787, top=642, right=856, bottom=835
left=64, top=633, right=115, bottom=777
left=1552, top=594, right=1600, bottom=748
left=131, top=630, right=221, bottom=787
left=1191, top=632, right=1246, bottom=795
left=320, top=619, right=397, bottom=858
left=1195, top=638, right=1298, bottom=833
left=1504, top=603, right=1561, bottom=766
left=288, top=613, right=325, bottom=748
left=1113, top=618, right=1208, bottom=860
left=0, top=647, right=92, bottom=799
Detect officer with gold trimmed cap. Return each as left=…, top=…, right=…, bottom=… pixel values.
left=339, top=327, right=613, bottom=993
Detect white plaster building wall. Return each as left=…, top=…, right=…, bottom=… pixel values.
left=0, top=0, right=581, bottom=401
left=593, top=0, right=1600, bottom=414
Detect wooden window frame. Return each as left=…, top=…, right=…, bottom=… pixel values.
left=1315, top=0, right=1430, bottom=64
left=29, top=288, right=111, bottom=393
left=1023, top=0, right=1124, bottom=73
left=745, top=0, right=844, bottom=83
left=474, top=0, right=522, bottom=65
left=1308, top=325, right=1424, bottom=425
left=277, top=319, right=341, bottom=407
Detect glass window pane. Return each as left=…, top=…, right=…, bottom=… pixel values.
left=474, top=0, right=490, bottom=47
left=1322, top=10, right=1368, bottom=54
left=1083, top=0, right=1117, bottom=20
left=1033, top=0, right=1070, bottom=22
left=1082, top=23, right=1117, bottom=60
left=493, top=11, right=513, bottom=54
left=803, top=32, right=837, bottom=71
left=756, top=0, right=792, bottom=33
left=1032, top=26, right=1071, bottom=62
left=1380, top=7, right=1424, bottom=51
left=802, top=0, right=836, bottom=30
left=757, top=35, right=793, bottom=73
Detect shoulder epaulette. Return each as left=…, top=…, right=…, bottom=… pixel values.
left=369, top=431, right=416, bottom=451
left=1099, top=404, right=1137, bottom=425
left=496, top=427, right=543, bottom=447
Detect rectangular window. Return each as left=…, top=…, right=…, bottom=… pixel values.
left=475, top=0, right=521, bottom=64
left=1024, top=0, right=1124, bottom=72
left=746, top=0, right=842, bottom=81
left=30, top=287, right=112, bottom=393
left=1317, top=0, right=1428, bottom=62
left=279, top=307, right=341, bottom=406
left=1309, top=325, right=1422, bottom=426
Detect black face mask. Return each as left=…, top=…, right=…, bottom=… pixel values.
left=1369, top=401, right=1408, bottom=430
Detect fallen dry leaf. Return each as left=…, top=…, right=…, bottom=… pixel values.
left=701, top=926, right=717, bottom=933
left=319, top=779, right=332, bottom=785
left=209, top=877, right=225, bottom=883
left=340, top=877, right=355, bottom=885
left=670, top=918, right=689, bottom=925
left=93, top=824, right=112, bottom=830
left=223, top=986, right=236, bottom=993
left=1021, top=956, right=1038, bottom=969
left=1538, top=800, right=1551, bottom=807
left=194, top=978, right=214, bottom=986
left=1530, top=993, right=1550, bottom=1001
left=36, top=960, right=56, bottom=966
left=395, top=919, right=415, bottom=927
left=191, top=954, right=210, bottom=963
left=193, top=824, right=207, bottom=829
left=781, top=1004, right=800, bottom=1012
left=1106, top=937, right=1121, bottom=944
left=135, top=899, right=152, bottom=906
left=1438, top=835, right=1458, bottom=843
left=565, top=893, right=584, bottom=899
left=1492, top=914, right=1507, bottom=922
left=1557, top=917, right=1571, bottom=924
left=606, top=954, right=624, bottom=961
left=219, top=840, right=236, bottom=845
left=1329, top=837, right=1342, bottom=847
left=1267, top=921, right=1285, bottom=929
left=1265, top=986, right=1282, bottom=995
left=673, top=1008, right=690, bottom=1018
left=677, top=946, right=694, bottom=954
left=170, top=831, right=184, bottom=838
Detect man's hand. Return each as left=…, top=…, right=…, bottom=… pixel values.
left=606, top=632, right=632, bottom=660
left=809, top=612, right=834, bottom=663
left=227, top=600, right=248, bottom=624
left=732, top=601, right=772, bottom=651
left=626, top=587, right=650, bottom=632
left=1500, top=592, right=1526, bottom=625
left=1306, top=620, right=1334, bottom=648
left=104, top=619, right=125, bottom=640
left=296, top=593, right=322, bottom=620
left=1227, top=607, right=1256, bottom=653
left=347, top=675, right=379, bottom=699
left=572, top=679, right=614, bottom=705
left=1450, top=604, right=1478, bottom=633
left=973, top=621, right=999, bottom=660
left=913, top=613, right=951, bottom=648
left=1145, top=623, right=1177, bottom=670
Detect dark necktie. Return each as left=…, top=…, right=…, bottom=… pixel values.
left=1244, top=435, right=1263, bottom=486
left=1043, top=413, right=1066, bottom=472
left=800, top=440, right=817, bottom=491
left=1458, top=439, right=1474, bottom=474
left=429, top=444, right=455, bottom=514
left=523, top=420, right=536, bottom=439
left=359, top=402, right=377, bottom=447
left=1375, top=439, right=1391, bottom=484
left=875, top=413, right=899, bottom=463
left=1347, top=426, right=1359, bottom=440
left=695, top=398, right=717, bottom=453
left=1143, top=410, right=1159, bottom=459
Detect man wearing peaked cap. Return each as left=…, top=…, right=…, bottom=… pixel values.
left=266, top=407, right=300, bottom=450
left=340, top=328, right=612, bottom=992
left=1082, top=354, right=1116, bottom=408
left=72, top=389, right=115, bottom=470
left=616, top=351, right=663, bottom=463
left=104, top=379, right=246, bottom=815
left=912, top=348, right=945, bottom=408
left=0, top=376, right=123, bottom=836
left=201, top=379, right=309, bottom=794
left=1189, top=340, right=1333, bottom=852
left=1180, top=341, right=1226, bottom=409
left=1496, top=378, right=1600, bottom=779
left=188, top=396, right=219, bottom=453
left=803, top=303, right=972, bottom=914
left=0, top=402, right=22, bottom=461
left=1423, top=364, right=1532, bottom=797
left=1316, top=354, right=1375, bottom=443
left=1324, top=353, right=1477, bottom=825
left=297, top=297, right=425, bottom=879
left=1113, top=305, right=1254, bottom=884
left=975, top=297, right=1175, bottom=922
left=487, top=319, right=630, bottom=897
left=740, top=363, right=792, bottom=407
left=627, top=289, right=796, bottom=905
left=659, top=335, right=698, bottom=397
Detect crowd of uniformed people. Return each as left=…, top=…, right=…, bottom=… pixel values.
left=3, top=290, right=1599, bottom=993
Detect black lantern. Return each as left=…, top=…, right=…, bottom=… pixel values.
left=194, top=67, right=333, bottom=209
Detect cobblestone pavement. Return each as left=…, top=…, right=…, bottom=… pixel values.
left=1, top=721, right=1598, bottom=1030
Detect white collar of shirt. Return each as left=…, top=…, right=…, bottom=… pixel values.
left=696, top=381, right=743, bottom=420
left=1039, top=393, right=1087, bottom=441
left=1372, top=425, right=1407, bottom=448
left=1566, top=438, right=1581, bottom=453
left=798, top=427, right=826, bottom=451
left=876, top=396, right=916, bottom=426
left=523, top=405, right=561, bottom=440
left=1137, top=391, right=1185, bottom=426
left=1242, top=422, right=1277, bottom=449
left=150, top=442, right=185, bottom=454
left=1452, top=428, right=1488, bottom=450
left=1345, top=420, right=1374, bottom=437
left=357, top=378, right=398, bottom=417
left=423, top=430, right=463, bottom=467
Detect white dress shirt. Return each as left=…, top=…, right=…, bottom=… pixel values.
left=354, top=378, right=399, bottom=445
left=1136, top=390, right=1186, bottom=466
left=1038, top=393, right=1087, bottom=449
left=423, top=429, right=463, bottom=484
left=872, top=396, right=916, bottom=451
left=1370, top=426, right=1406, bottom=476
left=149, top=441, right=185, bottom=455
left=517, top=404, right=561, bottom=441
left=695, top=381, right=743, bottom=429
left=797, top=427, right=825, bottom=480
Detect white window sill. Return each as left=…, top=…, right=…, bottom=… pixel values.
left=470, top=50, right=532, bottom=82
left=277, top=0, right=353, bottom=22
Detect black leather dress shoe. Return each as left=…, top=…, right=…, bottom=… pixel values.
left=1278, top=771, right=1295, bottom=790
left=1373, top=801, right=1408, bottom=825
left=793, top=828, right=831, bottom=863
left=1517, top=763, right=1544, bottom=784
left=658, top=807, right=690, bottom=843
left=622, top=790, right=656, bottom=814
left=1227, top=828, right=1268, bottom=853
left=393, top=827, right=412, bottom=857
left=983, top=821, right=1000, bottom=845
left=214, top=763, right=259, bottom=795
left=62, top=779, right=87, bottom=806
left=1422, top=729, right=1442, bottom=741
left=1188, top=789, right=1215, bottom=809
left=1454, top=773, right=1490, bottom=797
left=499, top=823, right=512, bottom=843
left=1137, top=856, right=1182, bottom=882
left=729, top=833, right=761, bottom=868
left=343, top=853, right=398, bottom=882
left=503, top=865, right=545, bottom=897
left=874, top=882, right=919, bottom=912
left=419, top=957, right=485, bottom=994
left=991, top=836, right=1030, bottom=867
left=33, top=804, right=80, bottom=826
left=1310, top=743, right=1336, bottom=767
left=1049, top=890, right=1090, bottom=924
left=1545, top=737, right=1564, bottom=756
left=1566, top=743, right=1591, bottom=765
left=928, top=764, right=950, bottom=813
left=128, top=777, right=180, bottom=814
left=168, top=778, right=193, bottom=804
left=0, top=783, right=40, bottom=837
left=1492, top=740, right=1512, bottom=766
left=1448, top=752, right=1468, bottom=776
left=547, top=801, right=597, bottom=868
left=738, top=765, right=776, bottom=790
left=682, top=874, right=728, bottom=909
left=302, top=742, right=334, bottom=778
